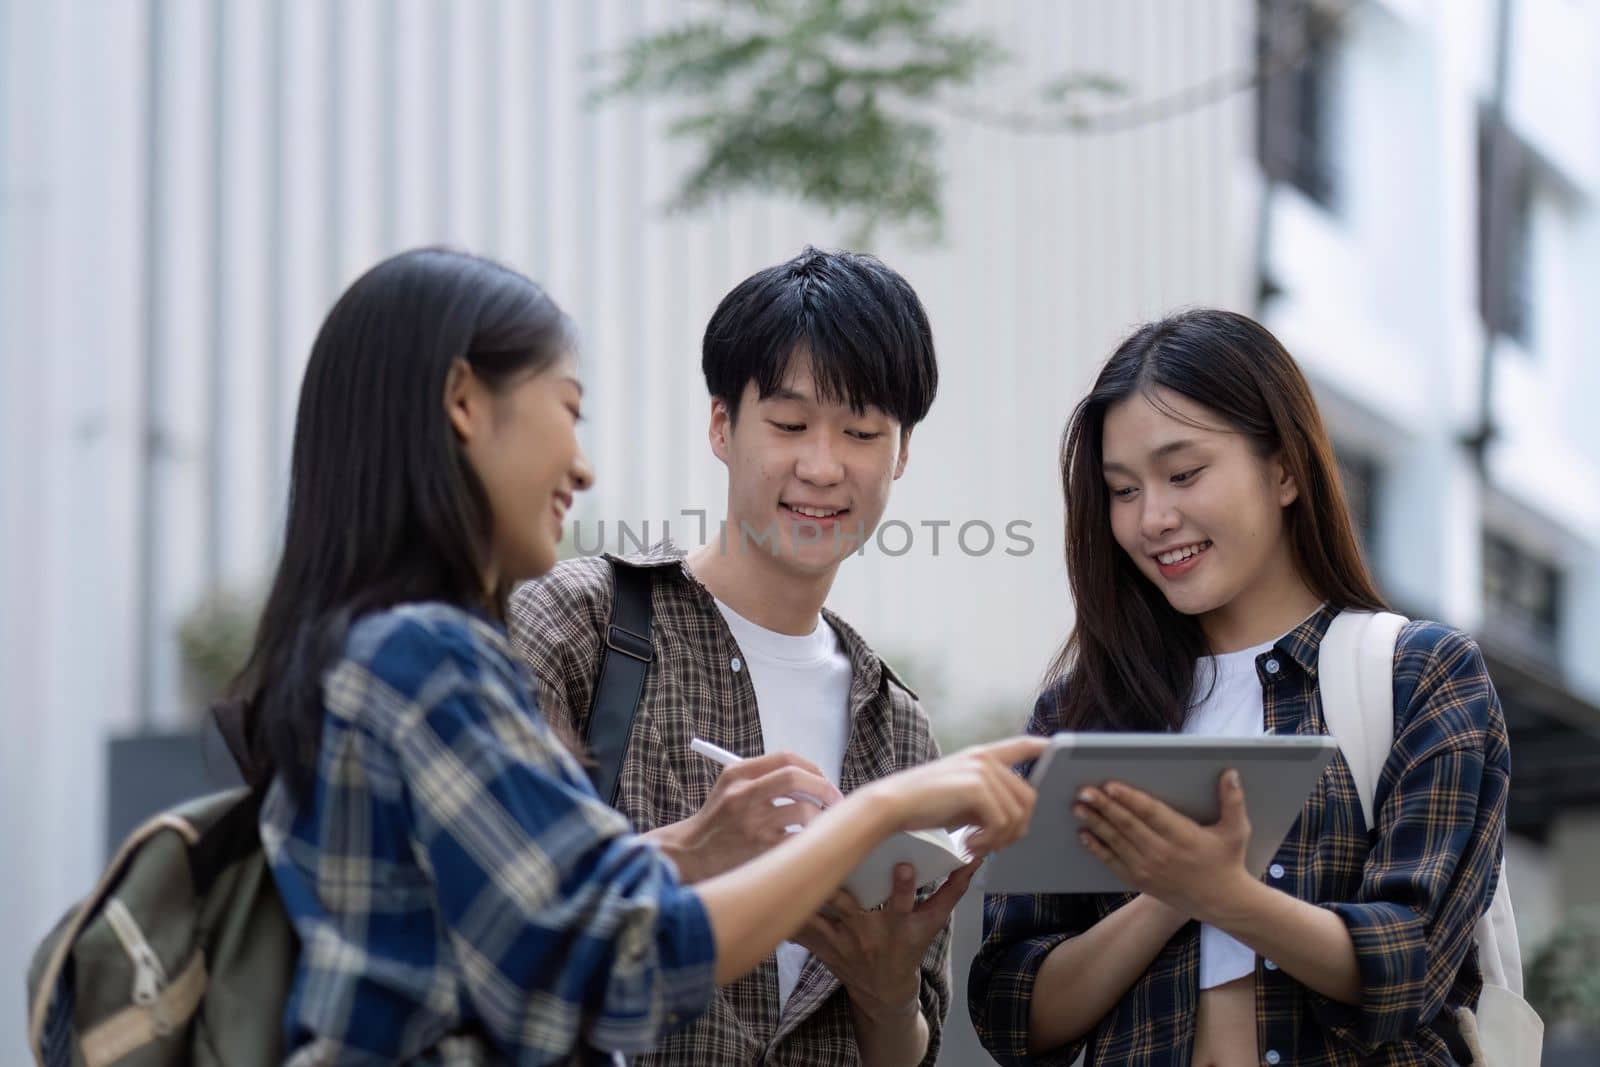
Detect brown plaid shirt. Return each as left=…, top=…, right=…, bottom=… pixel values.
left=508, top=544, right=949, bottom=1067
left=971, top=604, right=1510, bottom=1066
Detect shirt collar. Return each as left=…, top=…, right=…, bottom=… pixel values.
left=602, top=539, right=688, bottom=570
left=1269, top=601, right=1341, bottom=680
left=603, top=540, right=910, bottom=700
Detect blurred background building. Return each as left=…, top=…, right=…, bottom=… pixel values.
left=2, top=0, right=1597, bottom=1060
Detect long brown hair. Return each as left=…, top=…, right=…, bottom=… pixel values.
left=1044, top=308, right=1385, bottom=733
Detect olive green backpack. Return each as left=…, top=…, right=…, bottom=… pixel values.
left=25, top=714, right=295, bottom=1066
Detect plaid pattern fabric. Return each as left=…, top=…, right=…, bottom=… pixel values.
left=260, top=602, right=717, bottom=1066
left=971, top=604, right=1509, bottom=1067
left=508, top=544, right=950, bottom=1067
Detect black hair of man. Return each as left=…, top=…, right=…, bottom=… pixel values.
left=702, top=246, right=938, bottom=428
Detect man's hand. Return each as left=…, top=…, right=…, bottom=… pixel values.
left=792, top=861, right=976, bottom=1064
left=644, top=751, right=843, bottom=883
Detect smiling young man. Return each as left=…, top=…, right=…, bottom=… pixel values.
left=508, top=248, right=959, bottom=1067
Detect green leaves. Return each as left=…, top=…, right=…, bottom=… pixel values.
left=593, top=0, right=1003, bottom=241
left=1039, top=72, right=1128, bottom=102
left=1528, top=907, right=1600, bottom=1034
left=177, top=587, right=260, bottom=717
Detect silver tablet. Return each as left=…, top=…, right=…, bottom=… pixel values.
left=984, top=732, right=1337, bottom=894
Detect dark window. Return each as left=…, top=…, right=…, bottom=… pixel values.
left=1477, top=114, right=1534, bottom=344
left=1335, top=451, right=1379, bottom=563
left=1483, top=532, right=1562, bottom=657
left=1258, top=0, right=1341, bottom=208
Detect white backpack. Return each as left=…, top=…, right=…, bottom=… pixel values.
left=1319, top=611, right=1543, bottom=1067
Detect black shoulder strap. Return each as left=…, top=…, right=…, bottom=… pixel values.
left=194, top=699, right=271, bottom=894
left=584, top=562, right=655, bottom=804
left=211, top=698, right=254, bottom=782
left=190, top=788, right=266, bottom=896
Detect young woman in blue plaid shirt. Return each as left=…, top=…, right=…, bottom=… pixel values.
left=231, top=248, right=1046, bottom=1065
left=970, top=310, right=1510, bottom=1066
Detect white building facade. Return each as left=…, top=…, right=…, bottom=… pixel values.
left=1255, top=0, right=1600, bottom=960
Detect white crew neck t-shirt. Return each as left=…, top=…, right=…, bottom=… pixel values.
left=713, top=597, right=853, bottom=1011
left=1183, top=637, right=1277, bottom=990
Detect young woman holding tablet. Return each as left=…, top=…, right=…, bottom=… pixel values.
left=970, top=309, right=1508, bottom=1066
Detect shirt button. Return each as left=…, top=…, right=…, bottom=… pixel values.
left=1264, top=959, right=1279, bottom=971
left=1265, top=1052, right=1281, bottom=1065
left=1269, top=863, right=1286, bottom=880
left=1263, top=658, right=1281, bottom=675
left=730, top=657, right=742, bottom=673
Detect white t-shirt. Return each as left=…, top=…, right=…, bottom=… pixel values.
left=713, top=597, right=853, bottom=1011
left=1183, top=637, right=1276, bottom=990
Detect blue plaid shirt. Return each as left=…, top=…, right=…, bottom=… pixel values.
left=971, top=606, right=1510, bottom=1066
left=260, top=602, right=716, bottom=1065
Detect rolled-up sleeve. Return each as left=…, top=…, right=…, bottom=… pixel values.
left=970, top=891, right=1083, bottom=1066
left=393, top=671, right=716, bottom=1056
left=1312, top=627, right=1508, bottom=1052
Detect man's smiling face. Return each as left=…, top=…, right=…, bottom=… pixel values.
left=711, top=353, right=911, bottom=577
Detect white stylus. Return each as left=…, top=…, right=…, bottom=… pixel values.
left=689, top=737, right=835, bottom=810
left=688, top=737, right=746, bottom=767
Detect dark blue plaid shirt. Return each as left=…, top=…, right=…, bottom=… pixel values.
left=970, top=605, right=1509, bottom=1066
left=261, top=602, right=716, bottom=1065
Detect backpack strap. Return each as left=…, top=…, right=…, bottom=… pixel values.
left=211, top=698, right=252, bottom=779
left=583, top=561, right=655, bottom=805
left=188, top=788, right=266, bottom=897
left=1321, top=610, right=1544, bottom=1062
left=1316, top=610, right=1407, bottom=831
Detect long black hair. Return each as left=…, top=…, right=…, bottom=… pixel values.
left=232, top=248, right=574, bottom=798
left=1046, top=308, right=1386, bottom=733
